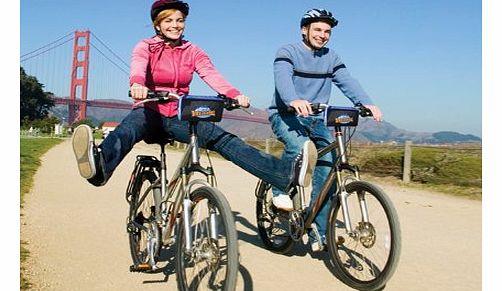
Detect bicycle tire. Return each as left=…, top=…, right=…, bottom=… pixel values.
left=255, top=180, right=294, bottom=254
left=176, top=186, right=239, bottom=291
left=127, top=170, right=162, bottom=268
left=327, top=180, right=401, bottom=291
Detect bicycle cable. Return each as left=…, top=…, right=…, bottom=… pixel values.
left=205, top=148, right=218, bottom=187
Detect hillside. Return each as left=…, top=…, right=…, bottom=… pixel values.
left=52, top=101, right=481, bottom=144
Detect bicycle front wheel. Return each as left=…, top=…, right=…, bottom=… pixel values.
left=327, top=181, right=401, bottom=291
left=176, top=186, right=239, bottom=291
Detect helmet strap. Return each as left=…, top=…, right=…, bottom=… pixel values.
left=301, top=26, right=321, bottom=51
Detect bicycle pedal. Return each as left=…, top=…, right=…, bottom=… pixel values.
left=129, top=263, right=152, bottom=272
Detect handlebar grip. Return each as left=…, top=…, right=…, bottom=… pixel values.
left=128, top=90, right=171, bottom=98
left=223, top=98, right=241, bottom=111
left=358, top=106, right=373, bottom=117
left=286, top=103, right=324, bottom=114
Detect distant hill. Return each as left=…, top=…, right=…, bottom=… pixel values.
left=52, top=100, right=481, bottom=144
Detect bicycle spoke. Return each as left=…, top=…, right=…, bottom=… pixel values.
left=328, top=181, right=401, bottom=290
left=176, top=187, right=238, bottom=290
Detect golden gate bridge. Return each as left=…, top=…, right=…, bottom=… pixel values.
left=20, top=30, right=269, bottom=125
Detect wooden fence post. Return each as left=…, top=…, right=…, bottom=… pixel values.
left=403, top=140, right=412, bottom=183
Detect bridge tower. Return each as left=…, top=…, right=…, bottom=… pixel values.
left=68, top=30, right=90, bottom=124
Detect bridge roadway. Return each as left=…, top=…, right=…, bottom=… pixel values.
left=21, top=139, right=481, bottom=290
left=50, top=96, right=271, bottom=124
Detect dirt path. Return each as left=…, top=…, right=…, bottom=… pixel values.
left=21, top=140, right=481, bottom=290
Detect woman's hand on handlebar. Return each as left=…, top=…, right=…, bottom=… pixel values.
left=363, top=104, right=383, bottom=122
left=235, top=95, right=251, bottom=108
left=130, top=83, right=149, bottom=100
left=289, top=99, right=313, bottom=117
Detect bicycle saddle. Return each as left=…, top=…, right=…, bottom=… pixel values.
left=143, top=132, right=175, bottom=146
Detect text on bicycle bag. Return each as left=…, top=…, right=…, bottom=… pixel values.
left=178, top=95, right=225, bottom=122
left=324, top=106, right=359, bottom=127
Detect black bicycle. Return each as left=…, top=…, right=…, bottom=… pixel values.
left=255, top=104, right=401, bottom=291
left=126, top=92, right=244, bottom=290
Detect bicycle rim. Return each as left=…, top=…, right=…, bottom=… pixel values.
left=255, top=180, right=294, bottom=254
left=176, top=186, right=238, bottom=291
left=327, top=181, right=401, bottom=291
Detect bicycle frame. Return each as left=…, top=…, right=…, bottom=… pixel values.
left=296, top=124, right=370, bottom=236
left=129, top=121, right=217, bottom=252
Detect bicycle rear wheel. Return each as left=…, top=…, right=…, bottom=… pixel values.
left=327, top=181, right=401, bottom=291
left=176, top=186, right=239, bottom=291
left=255, top=180, right=294, bottom=254
left=127, top=170, right=161, bottom=269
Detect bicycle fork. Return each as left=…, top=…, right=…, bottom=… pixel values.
left=181, top=193, right=219, bottom=252
left=337, top=173, right=370, bottom=236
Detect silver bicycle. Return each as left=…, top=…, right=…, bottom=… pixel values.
left=255, top=104, right=401, bottom=291
left=126, top=92, right=242, bottom=290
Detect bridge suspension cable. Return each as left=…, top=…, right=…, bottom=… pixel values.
left=90, top=32, right=130, bottom=70
left=90, top=43, right=129, bottom=75
left=20, top=31, right=74, bottom=62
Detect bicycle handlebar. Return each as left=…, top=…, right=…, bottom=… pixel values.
left=129, top=90, right=252, bottom=114
left=355, top=103, right=373, bottom=118
left=285, top=103, right=373, bottom=117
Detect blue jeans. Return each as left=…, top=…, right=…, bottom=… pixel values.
left=269, top=113, right=337, bottom=242
left=96, top=107, right=295, bottom=191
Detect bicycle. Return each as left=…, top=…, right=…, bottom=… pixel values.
left=125, top=92, right=245, bottom=290
left=255, top=104, right=401, bottom=291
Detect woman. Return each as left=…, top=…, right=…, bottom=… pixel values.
left=71, top=0, right=317, bottom=193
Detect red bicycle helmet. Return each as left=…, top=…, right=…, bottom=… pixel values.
left=300, top=8, right=338, bottom=28
left=151, top=0, right=190, bottom=21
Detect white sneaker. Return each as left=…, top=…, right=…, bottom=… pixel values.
left=309, top=224, right=327, bottom=252
left=272, top=194, right=293, bottom=211
left=311, top=240, right=325, bottom=252
left=292, top=140, right=317, bottom=187
left=72, top=124, right=97, bottom=179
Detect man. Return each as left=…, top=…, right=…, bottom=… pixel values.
left=268, top=8, right=383, bottom=252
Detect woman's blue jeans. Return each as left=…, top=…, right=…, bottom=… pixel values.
left=269, top=113, right=337, bottom=241
left=96, top=107, right=294, bottom=191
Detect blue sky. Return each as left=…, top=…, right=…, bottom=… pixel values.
left=19, top=0, right=482, bottom=136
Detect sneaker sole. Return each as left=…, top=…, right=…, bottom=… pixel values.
left=298, top=141, right=318, bottom=186
left=72, top=125, right=96, bottom=179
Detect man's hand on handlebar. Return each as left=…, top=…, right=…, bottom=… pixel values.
left=289, top=99, right=313, bottom=117
left=363, top=104, right=383, bottom=122
left=130, top=83, right=149, bottom=100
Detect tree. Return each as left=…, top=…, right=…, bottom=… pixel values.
left=31, top=116, right=61, bottom=134
left=20, top=67, right=55, bottom=125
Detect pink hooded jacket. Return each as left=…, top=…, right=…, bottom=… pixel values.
left=129, top=36, right=241, bottom=117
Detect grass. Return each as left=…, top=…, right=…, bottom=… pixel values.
left=357, top=145, right=482, bottom=199
left=245, top=140, right=482, bottom=200
left=20, top=137, right=64, bottom=290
